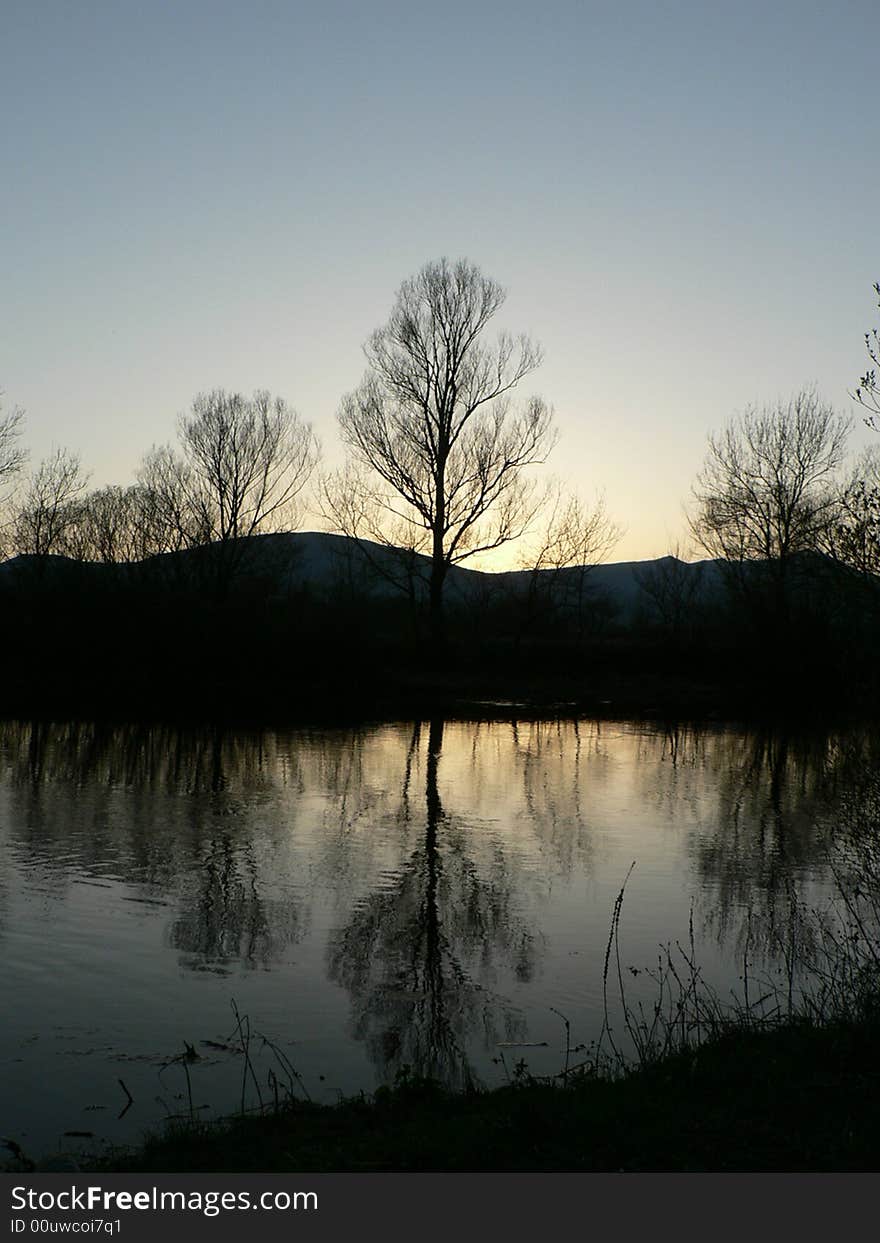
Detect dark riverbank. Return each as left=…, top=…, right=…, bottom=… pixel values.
left=0, top=667, right=731, bottom=729
left=87, top=1012, right=880, bottom=1172
left=0, top=641, right=862, bottom=730
left=3, top=538, right=877, bottom=727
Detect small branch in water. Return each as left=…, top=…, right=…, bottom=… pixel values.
left=116, top=1078, right=134, bottom=1120
left=182, top=1056, right=194, bottom=1123
left=549, top=1008, right=571, bottom=1080
left=2, top=1138, right=35, bottom=1171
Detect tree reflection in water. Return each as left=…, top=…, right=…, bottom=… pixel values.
left=3, top=715, right=879, bottom=1086
left=166, top=728, right=302, bottom=971
left=665, top=725, right=880, bottom=976
left=0, top=720, right=303, bottom=971
left=328, top=719, right=536, bottom=1089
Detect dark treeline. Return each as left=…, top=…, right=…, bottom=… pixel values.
left=1, top=266, right=880, bottom=720
left=0, top=519, right=877, bottom=721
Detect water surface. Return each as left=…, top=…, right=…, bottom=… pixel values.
left=0, top=716, right=863, bottom=1159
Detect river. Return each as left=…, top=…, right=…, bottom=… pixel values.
left=0, top=716, right=873, bottom=1160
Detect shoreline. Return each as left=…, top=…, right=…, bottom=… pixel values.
left=0, top=666, right=862, bottom=730
left=68, top=1010, right=880, bottom=1173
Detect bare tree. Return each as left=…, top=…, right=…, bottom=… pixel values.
left=854, top=280, right=880, bottom=426
left=515, top=484, right=622, bottom=639
left=0, top=397, right=27, bottom=491
left=180, top=390, right=317, bottom=542
left=526, top=486, right=621, bottom=572
left=820, top=456, right=880, bottom=666
left=63, top=484, right=165, bottom=566
left=0, top=397, right=27, bottom=558
left=691, top=390, right=849, bottom=619
left=337, top=257, right=556, bottom=656
left=824, top=450, right=880, bottom=580
left=14, top=448, right=89, bottom=564
left=139, top=390, right=318, bottom=594
left=137, top=446, right=210, bottom=556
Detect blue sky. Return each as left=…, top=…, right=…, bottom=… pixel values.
left=2, top=0, right=878, bottom=561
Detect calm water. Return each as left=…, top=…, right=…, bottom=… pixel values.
left=0, top=716, right=867, bottom=1159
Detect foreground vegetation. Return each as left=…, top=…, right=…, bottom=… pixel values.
left=89, top=1010, right=880, bottom=1172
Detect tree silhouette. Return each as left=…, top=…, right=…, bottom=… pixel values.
left=0, top=395, right=26, bottom=495
left=13, top=447, right=88, bottom=565
left=0, top=396, right=26, bottom=558
left=854, top=280, right=880, bottom=426
left=336, top=258, right=555, bottom=658
left=140, top=389, right=318, bottom=596
left=690, top=389, right=848, bottom=633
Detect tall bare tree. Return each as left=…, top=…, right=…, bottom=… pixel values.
left=691, top=390, right=849, bottom=620
left=337, top=257, right=556, bottom=656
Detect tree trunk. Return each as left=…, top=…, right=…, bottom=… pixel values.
left=429, top=541, right=447, bottom=665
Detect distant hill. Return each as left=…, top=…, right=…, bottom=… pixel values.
left=234, top=532, right=728, bottom=623
left=0, top=531, right=726, bottom=622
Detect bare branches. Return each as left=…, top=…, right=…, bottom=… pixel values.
left=1, top=388, right=316, bottom=599
left=336, top=257, right=555, bottom=646
left=13, top=448, right=89, bottom=560
left=137, top=445, right=212, bottom=555
left=134, top=390, right=318, bottom=593
left=319, top=462, right=431, bottom=603
left=514, top=483, right=623, bottom=639
left=0, top=397, right=27, bottom=558
left=691, top=389, right=850, bottom=567
left=0, top=397, right=27, bottom=491
left=178, top=389, right=318, bottom=543
left=62, top=484, right=175, bottom=565
left=853, top=281, right=880, bottom=427
left=138, top=388, right=318, bottom=559
left=524, top=483, right=622, bottom=574
left=823, top=449, right=880, bottom=580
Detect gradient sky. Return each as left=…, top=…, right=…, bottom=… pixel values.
left=2, top=0, right=878, bottom=563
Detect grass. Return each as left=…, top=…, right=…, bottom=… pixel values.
left=88, top=1011, right=880, bottom=1172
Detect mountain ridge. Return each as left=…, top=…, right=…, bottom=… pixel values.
left=0, top=529, right=724, bottom=622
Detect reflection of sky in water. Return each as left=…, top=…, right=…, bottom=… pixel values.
left=0, top=718, right=863, bottom=1159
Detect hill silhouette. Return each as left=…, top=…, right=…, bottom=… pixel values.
left=0, top=530, right=725, bottom=624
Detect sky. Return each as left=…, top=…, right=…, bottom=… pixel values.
left=2, top=0, right=878, bottom=564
